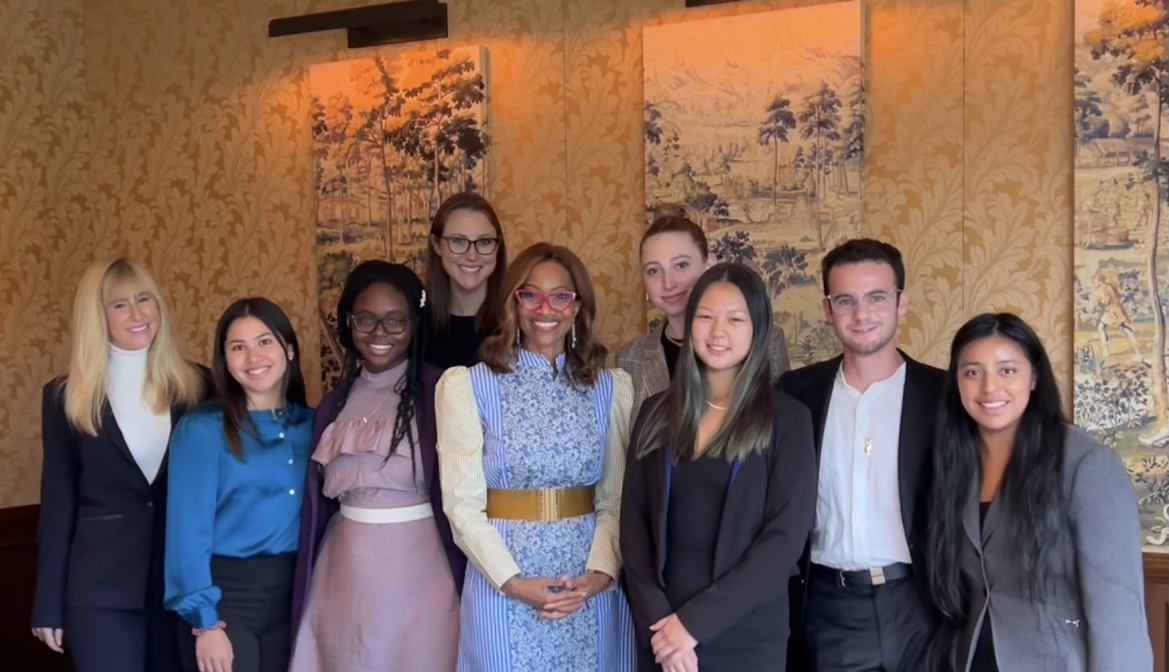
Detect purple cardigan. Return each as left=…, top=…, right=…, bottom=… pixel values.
left=290, top=364, right=467, bottom=632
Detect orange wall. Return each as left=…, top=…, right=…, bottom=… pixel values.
left=0, top=0, right=1074, bottom=507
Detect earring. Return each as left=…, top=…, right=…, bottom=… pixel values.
left=516, top=325, right=522, bottom=348
left=570, top=322, right=577, bottom=348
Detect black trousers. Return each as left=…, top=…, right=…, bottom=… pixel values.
left=178, top=554, right=295, bottom=672
left=64, top=606, right=181, bottom=672
left=804, top=568, right=934, bottom=672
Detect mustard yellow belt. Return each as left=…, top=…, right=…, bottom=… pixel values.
left=485, top=486, right=595, bottom=522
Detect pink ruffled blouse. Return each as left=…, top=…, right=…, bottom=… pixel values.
left=312, top=360, right=428, bottom=509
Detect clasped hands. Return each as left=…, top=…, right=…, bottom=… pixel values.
left=502, top=571, right=612, bottom=619
left=650, top=613, right=699, bottom=672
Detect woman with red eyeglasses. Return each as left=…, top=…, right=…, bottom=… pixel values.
left=423, top=193, right=508, bottom=370
left=435, top=242, right=636, bottom=671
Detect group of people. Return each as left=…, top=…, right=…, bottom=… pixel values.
left=31, top=192, right=1152, bottom=672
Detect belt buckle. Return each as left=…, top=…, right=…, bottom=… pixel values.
left=869, top=566, right=886, bottom=586
left=538, top=489, right=558, bottom=522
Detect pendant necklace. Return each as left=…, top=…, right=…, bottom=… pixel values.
left=362, top=386, right=395, bottom=424
left=857, top=408, right=873, bottom=455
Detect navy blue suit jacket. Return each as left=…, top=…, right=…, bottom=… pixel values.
left=32, top=369, right=210, bottom=627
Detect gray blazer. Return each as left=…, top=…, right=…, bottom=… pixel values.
left=615, top=321, right=790, bottom=427
left=955, top=425, right=1152, bottom=672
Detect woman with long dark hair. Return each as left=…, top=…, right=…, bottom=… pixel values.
left=32, top=257, right=207, bottom=672
left=435, top=242, right=636, bottom=670
left=290, top=261, right=464, bottom=671
left=423, top=192, right=508, bottom=369
left=926, top=312, right=1150, bottom=672
left=165, top=298, right=312, bottom=672
left=620, top=263, right=816, bottom=672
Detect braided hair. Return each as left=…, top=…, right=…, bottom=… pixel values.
left=333, top=260, right=427, bottom=467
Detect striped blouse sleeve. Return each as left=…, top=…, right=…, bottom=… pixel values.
left=435, top=366, right=523, bottom=592
left=586, top=368, right=633, bottom=579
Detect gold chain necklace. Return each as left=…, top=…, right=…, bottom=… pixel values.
left=361, top=385, right=395, bottom=424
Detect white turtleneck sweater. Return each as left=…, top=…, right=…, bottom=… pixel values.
left=107, top=344, right=172, bottom=483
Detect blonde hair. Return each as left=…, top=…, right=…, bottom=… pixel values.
left=63, top=257, right=204, bottom=435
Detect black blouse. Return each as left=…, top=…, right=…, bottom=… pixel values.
left=660, top=327, right=681, bottom=380
left=424, top=314, right=483, bottom=370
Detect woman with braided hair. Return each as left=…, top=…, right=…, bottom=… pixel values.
left=290, top=260, right=465, bottom=672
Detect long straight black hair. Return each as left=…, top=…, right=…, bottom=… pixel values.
left=212, top=297, right=307, bottom=460
left=634, top=262, right=774, bottom=462
left=927, top=312, right=1069, bottom=620
left=333, top=260, right=426, bottom=466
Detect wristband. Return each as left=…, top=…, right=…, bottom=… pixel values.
left=192, top=620, right=226, bottom=637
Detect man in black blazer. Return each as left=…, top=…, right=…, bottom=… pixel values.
left=779, top=239, right=944, bottom=672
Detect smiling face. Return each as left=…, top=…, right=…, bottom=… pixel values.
left=957, top=334, right=1035, bottom=442
left=224, top=315, right=291, bottom=409
left=516, top=260, right=580, bottom=359
left=823, top=261, right=907, bottom=356
left=641, top=231, right=707, bottom=320
left=104, top=282, right=160, bottom=351
left=432, top=208, right=499, bottom=294
left=350, top=282, right=412, bottom=374
left=690, top=281, right=754, bottom=375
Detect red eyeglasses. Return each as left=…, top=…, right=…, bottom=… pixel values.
left=514, top=289, right=578, bottom=311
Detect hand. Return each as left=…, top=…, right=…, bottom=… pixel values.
left=650, top=614, right=697, bottom=664
left=501, top=575, right=571, bottom=611
left=31, top=627, right=64, bottom=653
left=195, top=628, right=233, bottom=672
left=542, top=571, right=614, bottom=616
left=662, top=648, right=699, bottom=672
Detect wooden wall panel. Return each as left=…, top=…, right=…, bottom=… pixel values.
left=0, top=506, right=72, bottom=672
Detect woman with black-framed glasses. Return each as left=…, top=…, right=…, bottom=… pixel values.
left=289, top=260, right=465, bottom=672
left=436, top=242, right=636, bottom=670
left=423, top=192, right=508, bottom=370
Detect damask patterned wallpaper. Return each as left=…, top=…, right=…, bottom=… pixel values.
left=0, top=0, right=89, bottom=506
left=0, top=0, right=1075, bottom=507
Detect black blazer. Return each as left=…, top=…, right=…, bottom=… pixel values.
left=620, top=388, right=817, bottom=670
left=778, top=352, right=945, bottom=668
left=32, top=370, right=209, bottom=627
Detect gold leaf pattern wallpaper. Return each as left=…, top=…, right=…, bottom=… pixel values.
left=0, top=0, right=89, bottom=506
left=0, top=0, right=1075, bottom=507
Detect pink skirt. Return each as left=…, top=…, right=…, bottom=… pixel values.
left=290, top=511, right=459, bottom=672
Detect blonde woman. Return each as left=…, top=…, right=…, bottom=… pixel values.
left=32, top=257, right=207, bottom=672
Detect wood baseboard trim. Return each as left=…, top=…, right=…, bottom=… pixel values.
left=1146, top=551, right=1168, bottom=583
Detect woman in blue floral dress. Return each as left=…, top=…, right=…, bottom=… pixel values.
left=436, top=242, right=635, bottom=672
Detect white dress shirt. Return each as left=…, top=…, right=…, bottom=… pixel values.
left=107, top=344, right=172, bottom=483
left=810, top=362, right=911, bottom=570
